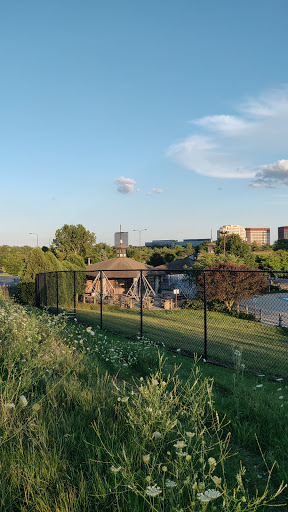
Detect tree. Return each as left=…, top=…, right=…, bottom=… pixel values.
left=148, top=251, right=165, bottom=267
left=197, top=262, right=268, bottom=311
left=215, top=234, right=256, bottom=268
left=273, top=239, right=288, bottom=251
left=53, top=224, right=96, bottom=257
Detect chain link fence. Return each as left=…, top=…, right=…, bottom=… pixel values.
left=35, top=268, right=288, bottom=377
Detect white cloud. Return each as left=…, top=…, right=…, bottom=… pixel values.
left=152, top=188, right=163, bottom=194
left=168, top=86, right=288, bottom=182
left=251, top=159, right=288, bottom=188
left=192, top=115, right=248, bottom=135
left=115, top=176, right=136, bottom=194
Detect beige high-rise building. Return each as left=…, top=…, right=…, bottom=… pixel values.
left=217, top=225, right=246, bottom=241
left=245, top=228, right=270, bottom=246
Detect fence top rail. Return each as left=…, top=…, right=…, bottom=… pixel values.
left=36, top=269, right=288, bottom=277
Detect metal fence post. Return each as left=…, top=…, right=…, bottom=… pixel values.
left=35, top=274, right=39, bottom=308
left=100, top=270, right=103, bottom=330
left=44, top=272, right=47, bottom=307
left=73, top=271, right=76, bottom=319
left=56, top=271, right=59, bottom=315
left=203, top=270, right=207, bottom=360
left=140, top=270, right=143, bottom=340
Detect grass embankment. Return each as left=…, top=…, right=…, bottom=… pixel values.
left=0, top=293, right=287, bottom=511
left=70, top=304, right=288, bottom=377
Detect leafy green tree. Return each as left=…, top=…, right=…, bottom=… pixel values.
left=148, top=251, right=165, bottom=267
left=256, top=250, right=288, bottom=272
left=215, top=234, right=256, bottom=267
left=64, top=253, right=86, bottom=269
left=2, top=253, right=25, bottom=276
left=53, top=224, right=96, bottom=257
left=273, top=239, right=288, bottom=251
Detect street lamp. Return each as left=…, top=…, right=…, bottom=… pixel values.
left=220, top=230, right=228, bottom=257
left=133, top=228, right=147, bottom=262
left=29, top=232, right=39, bottom=247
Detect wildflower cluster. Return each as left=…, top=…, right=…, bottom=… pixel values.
left=93, top=355, right=285, bottom=511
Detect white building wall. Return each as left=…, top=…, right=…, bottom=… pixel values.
left=217, top=225, right=246, bottom=241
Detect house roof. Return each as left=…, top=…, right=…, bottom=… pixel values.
left=153, top=257, right=195, bottom=273
left=86, top=257, right=150, bottom=279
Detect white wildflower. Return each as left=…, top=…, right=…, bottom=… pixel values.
left=143, top=454, right=150, bottom=464
left=152, top=431, right=161, bottom=439
left=176, top=451, right=188, bottom=457
left=86, top=327, right=92, bottom=332
left=19, top=395, right=28, bottom=407
left=173, top=441, right=187, bottom=449
left=4, top=403, right=15, bottom=410
left=146, top=485, right=162, bottom=497
left=32, top=403, right=41, bottom=413
left=165, top=479, right=177, bottom=488
left=197, top=489, right=221, bottom=502
left=186, top=431, right=195, bottom=438
left=110, top=465, right=122, bottom=473
left=208, top=457, right=216, bottom=466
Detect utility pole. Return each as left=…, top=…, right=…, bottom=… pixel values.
left=133, top=228, right=147, bottom=262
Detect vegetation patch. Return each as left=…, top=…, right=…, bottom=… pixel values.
left=0, top=291, right=287, bottom=511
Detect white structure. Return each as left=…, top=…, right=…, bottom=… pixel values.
left=217, top=225, right=246, bottom=241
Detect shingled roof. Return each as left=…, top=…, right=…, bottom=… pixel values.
left=153, top=256, right=195, bottom=273
left=86, top=257, right=151, bottom=279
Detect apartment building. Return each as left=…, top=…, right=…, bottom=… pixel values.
left=245, top=228, right=270, bottom=246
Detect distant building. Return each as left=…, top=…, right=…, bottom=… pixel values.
left=278, top=226, right=288, bottom=240
left=114, top=231, right=128, bottom=246
left=217, top=225, right=246, bottom=241
left=145, top=240, right=178, bottom=248
left=245, top=228, right=270, bottom=246
left=145, top=238, right=210, bottom=248
left=177, top=238, right=210, bottom=247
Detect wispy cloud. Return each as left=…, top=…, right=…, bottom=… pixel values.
left=168, top=86, right=288, bottom=184
left=115, top=176, right=136, bottom=194
left=152, top=188, right=163, bottom=194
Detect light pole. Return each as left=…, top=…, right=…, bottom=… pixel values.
left=133, top=229, right=147, bottom=262
left=29, top=232, right=39, bottom=247
left=220, top=230, right=228, bottom=257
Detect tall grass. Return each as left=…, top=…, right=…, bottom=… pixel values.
left=0, top=290, right=286, bottom=511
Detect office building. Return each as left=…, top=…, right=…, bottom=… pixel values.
left=278, top=226, right=288, bottom=240
left=245, top=228, right=270, bottom=246
left=217, top=225, right=246, bottom=241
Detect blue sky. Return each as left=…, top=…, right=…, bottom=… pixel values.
left=1, top=0, right=288, bottom=247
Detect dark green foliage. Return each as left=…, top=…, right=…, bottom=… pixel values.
left=273, top=239, right=288, bottom=251
left=148, top=251, right=165, bottom=266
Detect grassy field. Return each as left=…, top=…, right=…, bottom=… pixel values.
left=2, top=292, right=287, bottom=510
left=66, top=304, right=288, bottom=378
